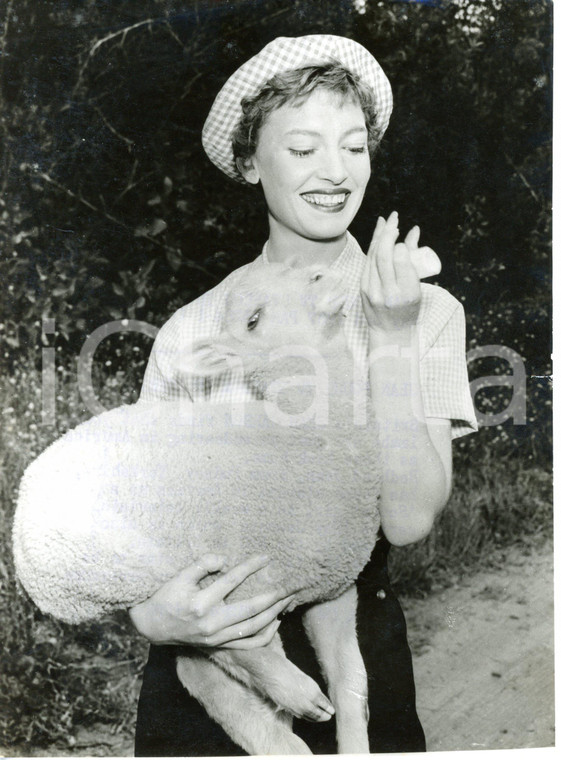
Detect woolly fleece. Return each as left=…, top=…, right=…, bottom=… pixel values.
left=14, top=395, right=381, bottom=624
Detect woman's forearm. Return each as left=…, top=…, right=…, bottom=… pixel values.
left=369, top=326, right=449, bottom=546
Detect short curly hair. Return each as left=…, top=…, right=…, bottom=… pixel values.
left=231, top=63, right=381, bottom=181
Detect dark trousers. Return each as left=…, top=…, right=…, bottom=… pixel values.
left=135, top=538, right=426, bottom=755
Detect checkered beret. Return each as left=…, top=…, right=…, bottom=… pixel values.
left=202, top=34, right=393, bottom=183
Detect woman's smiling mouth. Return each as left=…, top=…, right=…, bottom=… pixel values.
left=300, top=191, right=350, bottom=210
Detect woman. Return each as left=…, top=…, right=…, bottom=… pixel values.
left=131, top=34, right=477, bottom=755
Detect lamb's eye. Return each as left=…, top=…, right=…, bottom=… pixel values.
left=247, top=310, right=260, bottom=331
left=311, top=272, right=323, bottom=283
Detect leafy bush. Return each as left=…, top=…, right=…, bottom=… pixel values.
left=460, top=292, right=551, bottom=466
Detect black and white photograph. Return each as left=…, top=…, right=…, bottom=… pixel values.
left=0, top=0, right=553, bottom=756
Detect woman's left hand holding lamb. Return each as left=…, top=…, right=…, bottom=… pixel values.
left=130, top=554, right=295, bottom=648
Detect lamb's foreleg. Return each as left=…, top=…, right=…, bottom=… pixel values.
left=303, top=585, right=370, bottom=754
left=176, top=652, right=312, bottom=755
left=209, top=631, right=334, bottom=723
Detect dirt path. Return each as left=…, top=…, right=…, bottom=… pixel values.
left=404, top=540, right=555, bottom=751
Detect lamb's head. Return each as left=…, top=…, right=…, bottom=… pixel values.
left=183, top=263, right=349, bottom=381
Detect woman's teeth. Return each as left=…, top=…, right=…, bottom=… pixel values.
left=301, top=193, right=347, bottom=207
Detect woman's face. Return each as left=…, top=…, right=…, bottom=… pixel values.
left=241, top=89, right=371, bottom=243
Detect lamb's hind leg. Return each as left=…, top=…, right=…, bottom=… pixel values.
left=176, top=652, right=312, bottom=755
left=210, top=631, right=335, bottom=723
left=303, top=585, right=370, bottom=754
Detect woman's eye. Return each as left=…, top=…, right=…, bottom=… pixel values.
left=346, top=146, right=368, bottom=154
left=289, top=148, right=315, bottom=157
left=247, top=310, right=260, bottom=331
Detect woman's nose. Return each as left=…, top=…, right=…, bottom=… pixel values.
left=317, top=148, right=348, bottom=184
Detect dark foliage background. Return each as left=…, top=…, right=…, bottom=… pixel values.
left=1, top=0, right=551, bottom=377
left=0, top=0, right=553, bottom=455
left=0, top=0, right=552, bottom=751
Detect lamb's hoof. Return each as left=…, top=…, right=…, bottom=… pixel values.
left=268, top=669, right=335, bottom=723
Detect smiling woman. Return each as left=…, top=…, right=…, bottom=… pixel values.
left=235, top=88, right=371, bottom=261
left=125, top=34, right=477, bottom=756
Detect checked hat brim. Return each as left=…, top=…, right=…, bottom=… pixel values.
left=202, top=34, right=392, bottom=183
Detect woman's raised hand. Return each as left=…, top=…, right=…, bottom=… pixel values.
left=360, top=211, right=440, bottom=336
left=129, top=554, right=295, bottom=649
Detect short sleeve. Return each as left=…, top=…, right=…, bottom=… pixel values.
left=139, top=264, right=252, bottom=403
left=140, top=307, right=196, bottom=402
left=419, top=285, right=478, bottom=439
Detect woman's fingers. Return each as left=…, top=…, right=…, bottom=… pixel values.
left=361, top=212, right=427, bottom=332
left=194, top=553, right=298, bottom=636
left=182, top=553, right=228, bottom=585
left=403, top=225, right=441, bottom=279
left=369, top=215, right=386, bottom=250
left=404, top=224, right=420, bottom=250
left=200, top=554, right=271, bottom=606
left=130, top=554, right=298, bottom=648
left=362, top=215, right=387, bottom=305
left=208, top=594, right=294, bottom=645
left=207, top=590, right=296, bottom=635
left=393, top=242, right=420, bottom=294
left=375, top=211, right=400, bottom=299
left=217, top=618, right=282, bottom=650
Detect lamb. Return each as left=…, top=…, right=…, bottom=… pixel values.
left=13, top=262, right=383, bottom=755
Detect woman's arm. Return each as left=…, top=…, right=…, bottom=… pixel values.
left=361, top=212, right=452, bottom=546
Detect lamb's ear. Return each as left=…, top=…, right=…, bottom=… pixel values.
left=180, top=336, right=243, bottom=377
